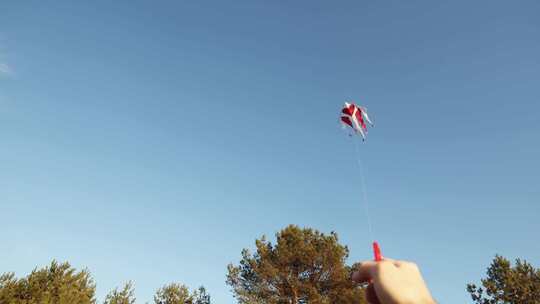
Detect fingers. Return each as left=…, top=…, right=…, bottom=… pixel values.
left=365, top=283, right=381, bottom=304
left=380, top=257, right=412, bottom=268
left=385, top=258, right=418, bottom=269
left=353, top=257, right=433, bottom=304
left=352, top=257, right=406, bottom=283
left=351, top=260, right=377, bottom=283
left=382, top=257, right=404, bottom=268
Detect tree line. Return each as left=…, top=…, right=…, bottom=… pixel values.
left=1, top=225, right=538, bottom=303
left=0, top=262, right=210, bottom=304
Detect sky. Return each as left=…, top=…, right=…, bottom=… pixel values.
left=1, top=1, right=539, bottom=303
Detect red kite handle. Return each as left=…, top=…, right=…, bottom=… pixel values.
left=373, top=241, right=382, bottom=262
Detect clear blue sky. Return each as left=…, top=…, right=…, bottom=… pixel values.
left=1, top=1, right=539, bottom=303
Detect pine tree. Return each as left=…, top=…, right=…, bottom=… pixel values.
left=467, top=255, right=540, bottom=304
left=0, top=260, right=96, bottom=304
left=227, top=225, right=366, bottom=304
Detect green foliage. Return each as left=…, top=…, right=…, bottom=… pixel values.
left=104, top=281, right=136, bottom=304
left=0, top=260, right=96, bottom=304
left=192, top=287, right=211, bottom=304
left=154, top=283, right=191, bottom=304
left=467, top=255, right=540, bottom=304
left=226, top=225, right=366, bottom=304
left=1, top=260, right=211, bottom=304
left=153, top=284, right=210, bottom=304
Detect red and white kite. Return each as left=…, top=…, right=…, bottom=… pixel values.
left=340, top=102, right=373, bottom=140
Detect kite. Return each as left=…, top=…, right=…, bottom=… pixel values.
left=340, top=102, right=373, bottom=141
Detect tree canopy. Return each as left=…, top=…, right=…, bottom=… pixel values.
left=104, top=282, right=136, bottom=304
left=467, top=255, right=540, bottom=304
left=0, top=260, right=96, bottom=304
left=154, top=283, right=192, bottom=304
left=0, top=262, right=211, bottom=304
left=153, top=283, right=210, bottom=304
left=226, top=225, right=366, bottom=304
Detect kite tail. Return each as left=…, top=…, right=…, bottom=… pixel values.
left=362, top=111, right=374, bottom=127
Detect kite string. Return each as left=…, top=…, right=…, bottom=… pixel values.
left=354, top=139, right=374, bottom=241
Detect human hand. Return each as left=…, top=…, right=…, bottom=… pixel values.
left=352, top=258, right=435, bottom=304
